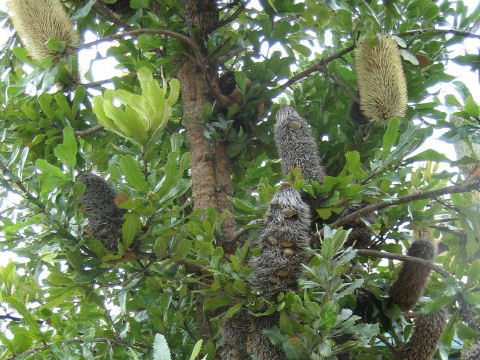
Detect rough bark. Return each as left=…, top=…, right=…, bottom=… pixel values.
left=178, top=62, right=235, bottom=250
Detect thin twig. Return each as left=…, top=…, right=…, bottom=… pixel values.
left=92, top=2, right=133, bottom=30
left=74, top=125, right=104, bottom=137
left=357, top=248, right=452, bottom=277
left=280, top=44, right=356, bottom=89
left=230, top=219, right=265, bottom=243
left=84, top=29, right=193, bottom=48
left=427, top=225, right=466, bottom=240
left=377, top=334, right=395, bottom=351
left=327, top=179, right=480, bottom=233
left=326, top=71, right=360, bottom=103
left=215, top=1, right=246, bottom=29
left=397, top=28, right=480, bottom=39
left=66, top=73, right=137, bottom=91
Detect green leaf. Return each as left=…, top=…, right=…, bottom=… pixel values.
left=464, top=95, right=480, bottom=118
left=153, top=334, right=171, bottom=360
left=54, top=126, right=77, bottom=169
left=203, top=296, right=232, bottom=311
left=188, top=340, right=203, bottom=360
left=35, top=159, right=66, bottom=179
left=383, top=117, right=401, bottom=156
left=122, top=213, right=141, bottom=248
left=119, top=155, right=149, bottom=193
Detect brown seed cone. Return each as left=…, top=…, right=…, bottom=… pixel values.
left=462, top=341, right=480, bottom=360
left=389, top=239, right=437, bottom=311
left=77, top=174, right=126, bottom=252
left=8, top=0, right=80, bottom=60
left=246, top=314, right=287, bottom=360
left=249, top=184, right=311, bottom=295
left=395, top=309, right=449, bottom=360
left=274, top=105, right=326, bottom=184
left=219, top=308, right=251, bottom=360
left=339, top=203, right=376, bottom=248
left=355, top=35, right=408, bottom=122
left=181, top=0, right=219, bottom=34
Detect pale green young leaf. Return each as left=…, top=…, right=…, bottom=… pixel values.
left=188, top=340, right=203, bottom=360
left=153, top=334, right=171, bottom=360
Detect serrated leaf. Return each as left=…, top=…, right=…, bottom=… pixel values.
left=153, top=334, right=171, bottom=360
left=54, top=126, right=77, bottom=169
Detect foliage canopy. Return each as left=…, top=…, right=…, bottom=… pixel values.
left=0, top=0, right=480, bottom=359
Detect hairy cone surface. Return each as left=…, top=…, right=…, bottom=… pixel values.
left=77, top=174, right=126, bottom=252
left=8, top=0, right=80, bottom=60
left=274, top=105, right=325, bottom=183
left=246, top=314, right=287, bottom=360
left=395, top=309, right=448, bottom=360
left=389, top=238, right=436, bottom=311
left=355, top=36, right=408, bottom=122
left=462, top=341, right=480, bottom=360
left=250, top=183, right=311, bottom=295
left=219, top=308, right=250, bottom=360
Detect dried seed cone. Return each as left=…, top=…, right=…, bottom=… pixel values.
left=389, top=238, right=436, bottom=311
left=395, top=309, right=449, bottom=360
left=8, top=0, right=80, bottom=60
left=219, top=308, right=250, bottom=360
left=77, top=174, right=126, bottom=252
left=339, top=202, right=376, bottom=248
left=274, top=105, right=325, bottom=183
left=355, top=36, right=408, bottom=122
left=462, top=341, right=480, bottom=360
left=250, top=183, right=311, bottom=295
left=246, top=314, right=287, bottom=360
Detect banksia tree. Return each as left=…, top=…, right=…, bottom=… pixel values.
left=395, top=309, right=449, bottom=360
left=355, top=35, right=408, bottom=122
left=8, top=0, right=80, bottom=60
left=389, top=234, right=437, bottom=311
left=77, top=174, right=126, bottom=252
left=462, top=341, right=480, bottom=360
left=274, top=105, right=325, bottom=184
left=249, top=183, right=311, bottom=295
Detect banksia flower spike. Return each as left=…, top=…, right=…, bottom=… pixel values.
left=389, top=232, right=437, bottom=311
left=250, top=183, right=311, bottom=295
left=274, top=105, right=325, bottom=184
left=462, top=341, right=480, bottom=360
left=77, top=174, right=126, bottom=252
left=395, top=309, right=449, bottom=360
left=8, top=0, right=80, bottom=60
left=355, top=35, right=408, bottom=122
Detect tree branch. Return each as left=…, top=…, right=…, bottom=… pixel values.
left=92, top=1, right=133, bottom=30
left=280, top=44, right=356, bottom=89
left=83, top=29, right=193, bottom=48
left=356, top=249, right=452, bottom=277
left=65, top=73, right=138, bottom=92
left=215, top=1, right=246, bottom=29
left=326, top=71, right=360, bottom=103
left=6, top=338, right=151, bottom=360
left=397, top=28, right=480, bottom=39
left=74, top=125, right=104, bottom=137
left=327, top=179, right=480, bottom=232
